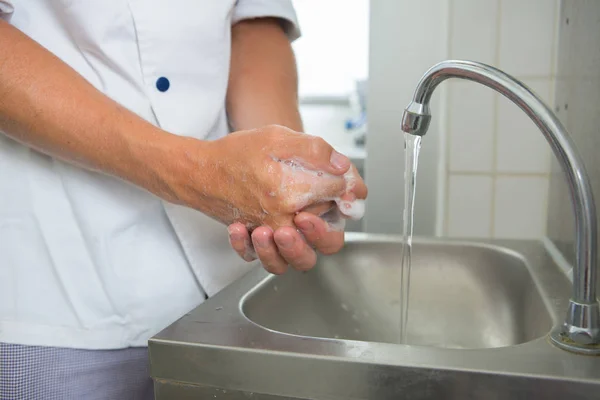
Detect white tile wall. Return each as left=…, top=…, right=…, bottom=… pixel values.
left=450, top=0, right=499, bottom=65
left=447, top=175, right=493, bottom=237
left=448, top=81, right=495, bottom=172
left=443, top=0, right=559, bottom=239
left=493, top=176, right=549, bottom=238
left=499, top=0, right=557, bottom=77
left=496, top=79, right=552, bottom=173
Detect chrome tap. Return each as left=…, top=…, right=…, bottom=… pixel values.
left=401, top=60, right=600, bottom=354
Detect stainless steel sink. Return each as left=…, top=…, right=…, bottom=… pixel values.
left=149, top=234, right=600, bottom=399
left=242, top=241, right=552, bottom=349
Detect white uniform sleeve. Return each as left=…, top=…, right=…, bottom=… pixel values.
left=0, top=0, right=14, bottom=22
left=232, top=0, right=301, bottom=41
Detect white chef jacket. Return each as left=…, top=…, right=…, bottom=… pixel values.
left=0, top=0, right=299, bottom=349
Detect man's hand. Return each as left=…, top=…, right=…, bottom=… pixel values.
left=165, top=124, right=365, bottom=228
left=227, top=163, right=367, bottom=274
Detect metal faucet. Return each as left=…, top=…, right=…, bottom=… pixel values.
left=401, top=60, right=600, bottom=354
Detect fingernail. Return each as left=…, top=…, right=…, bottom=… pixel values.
left=228, top=225, right=241, bottom=236
left=297, top=220, right=315, bottom=233
left=277, top=234, right=296, bottom=249
left=330, top=150, right=350, bottom=170
left=229, top=232, right=244, bottom=242
left=255, top=236, right=269, bottom=249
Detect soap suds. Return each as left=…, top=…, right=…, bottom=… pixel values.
left=272, top=156, right=366, bottom=229
left=337, top=198, right=366, bottom=220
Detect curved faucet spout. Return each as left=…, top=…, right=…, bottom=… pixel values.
left=401, top=60, right=600, bottom=353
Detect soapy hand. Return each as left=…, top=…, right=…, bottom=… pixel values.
left=216, top=126, right=367, bottom=273
left=197, top=124, right=363, bottom=226
left=228, top=167, right=366, bottom=274
left=164, top=124, right=366, bottom=271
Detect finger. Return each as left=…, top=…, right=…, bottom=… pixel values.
left=302, top=201, right=335, bottom=217
left=347, top=164, right=368, bottom=200
left=294, top=212, right=345, bottom=255
left=273, top=226, right=317, bottom=271
left=251, top=226, right=288, bottom=275
left=289, top=165, right=366, bottom=210
left=283, top=133, right=351, bottom=175
left=335, top=191, right=366, bottom=220
left=283, top=176, right=346, bottom=212
left=304, top=176, right=347, bottom=204
left=227, top=223, right=256, bottom=262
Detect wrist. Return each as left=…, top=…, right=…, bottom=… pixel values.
left=108, top=118, right=201, bottom=204
left=142, top=130, right=219, bottom=209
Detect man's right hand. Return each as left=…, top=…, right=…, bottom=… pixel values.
left=165, top=124, right=364, bottom=231
left=155, top=124, right=366, bottom=274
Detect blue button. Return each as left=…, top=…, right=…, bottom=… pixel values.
left=156, top=77, right=170, bottom=92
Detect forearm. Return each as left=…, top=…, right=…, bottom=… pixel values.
left=0, top=20, right=193, bottom=201
left=226, top=18, right=303, bottom=132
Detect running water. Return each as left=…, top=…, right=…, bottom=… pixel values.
left=399, top=132, right=422, bottom=344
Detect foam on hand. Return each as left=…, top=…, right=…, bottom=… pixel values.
left=273, top=156, right=366, bottom=230
left=335, top=198, right=365, bottom=220
left=333, top=168, right=366, bottom=220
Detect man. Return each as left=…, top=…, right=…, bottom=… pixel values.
left=0, top=0, right=367, bottom=398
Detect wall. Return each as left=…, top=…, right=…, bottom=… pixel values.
left=365, top=0, right=448, bottom=235
left=441, top=0, right=559, bottom=239
left=365, top=0, right=560, bottom=238
left=291, top=0, right=369, bottom=99
left=547, top=1, right=600, bottom=281
left=299, top=0, right=560, bottom=238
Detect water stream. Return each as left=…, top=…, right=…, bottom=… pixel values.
left=399, top=132, right=422, bottom=344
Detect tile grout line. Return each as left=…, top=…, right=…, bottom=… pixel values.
left=490, top=0, right=503, bottom=238
left=447, top=171, right=551, bottom=178
left=550, top=0, right=560, bottom=79
left=541, top=0, right=562, bottom=237
left=443, top=0, right=455, bottom=238
left=545, top=0, right=559, bottom=174
left=513, top=75, right=560, bottom=81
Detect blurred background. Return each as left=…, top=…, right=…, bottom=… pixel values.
left=292, top=0, right=571, bottom=244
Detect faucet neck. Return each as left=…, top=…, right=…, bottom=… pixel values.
left=402, top=60, right=599, bottom=351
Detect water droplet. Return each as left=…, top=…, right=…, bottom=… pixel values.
left=341, top=303, right=349, bottom=311
left=273, top=285, right=278, bottom=292
left=215, top=306, right=223, bottom=311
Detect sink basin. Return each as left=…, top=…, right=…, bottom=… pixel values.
left=242, top=241, right=552, bottom=349
left=149, top=234, right=600, bottom=399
